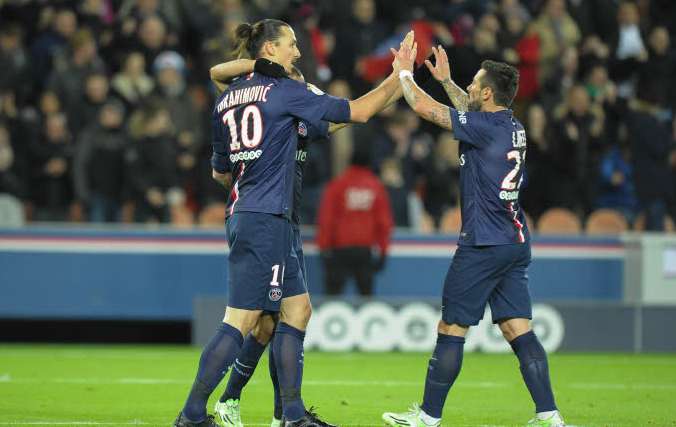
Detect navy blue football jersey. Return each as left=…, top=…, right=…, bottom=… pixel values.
left=211, top=73, right=349, bottom=218
left=291, top=120, right=329, bottom=225
left=449, top=108, right=529, bottom=246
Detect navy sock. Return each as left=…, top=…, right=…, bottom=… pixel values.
left=510, top=330, right=557, bottom=413
left=182, top=323, right=243, bottom=422
left=272, top=322, right=306, bottom=421
left=420, top=334, right=465, bottom=419
left=269, top=341, right=283, bottom=419
left=220, top=333, right=267, bottom=402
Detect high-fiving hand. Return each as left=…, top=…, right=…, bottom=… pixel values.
left=424, top=45, right=451, bottom=82
left=390, top=34, right=417, bottom=73
left=391, top=30, right=415, bottom=74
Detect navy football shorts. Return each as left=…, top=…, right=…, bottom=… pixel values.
left=283, top=225, right=308, bottom=299
left=226, top=212, right=293, bottom=311
left=441, top=243, right=532, bottom=326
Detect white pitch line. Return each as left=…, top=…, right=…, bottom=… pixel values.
left=3, top=375, right=676, bottom=393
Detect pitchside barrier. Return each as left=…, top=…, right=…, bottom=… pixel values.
left=1, top=227, right=675, bottom=351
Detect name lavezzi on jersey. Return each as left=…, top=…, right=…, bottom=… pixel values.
left=450, top=108, right=529, bottom=246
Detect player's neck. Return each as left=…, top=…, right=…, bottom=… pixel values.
left=481, top=103, right=508, bottom=113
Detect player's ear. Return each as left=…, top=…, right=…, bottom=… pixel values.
left=262, top=40, right=276, bottom=57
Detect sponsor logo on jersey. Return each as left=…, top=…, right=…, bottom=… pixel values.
left=458, top=111, right=467, bottom=124
left=229, top=150, right=263, bottom=162
left=296, top=149, right=307, bottom=162
left=499, top=190, right=520, bottom=201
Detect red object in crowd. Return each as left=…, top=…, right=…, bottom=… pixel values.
left=515, top=33, right=540, bottom=101
left=359, top=20, right=436, bottom=83
left=316, top=165, right=394, bottom=255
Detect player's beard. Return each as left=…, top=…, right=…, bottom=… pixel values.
left=468, top=99, right=481, bottom=111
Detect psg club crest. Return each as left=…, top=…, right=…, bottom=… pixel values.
left=298, top=121, right=308, bottom=137
left=269, top=288, right=282, bottom=302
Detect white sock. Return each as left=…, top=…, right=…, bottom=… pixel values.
left=536, top=410, right=559, bottom=420
left=419, top=409, right=441, bottom=426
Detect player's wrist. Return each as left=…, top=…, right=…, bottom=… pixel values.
left=399, top=70, right=413, bottom=80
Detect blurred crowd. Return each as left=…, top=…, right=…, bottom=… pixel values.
left=0, top=0, right=675, bottom=231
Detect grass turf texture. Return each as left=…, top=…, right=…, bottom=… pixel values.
left=1, top=345, right=675, bottom=426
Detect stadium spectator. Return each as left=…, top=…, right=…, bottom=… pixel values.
left=126, top=103, right=182, bottom=223
left=626, top=95, right=675, bottom=231
left=30, top=8, right=78, bottom=93
left=73, top=99, right=129, bottom=222
left=317, top=147, right=394, bottom=296
left=521, top=103, right=555, bottom=221
left=529, top=0, right=581, bottom=85
left=47, top=29, right=105, bottom=115
left=0, top=123, right=23, bottom=199
left=28, top=113, right=74, bottom=221
left=380, top=156, right=410, bottom=227
left=330, top=0, right=388, bottom=93
left=423, top=132, right=459, bottom=229
left=0, top=24, right=31, bottom=105
left=595, top=142, right=638, bottom=223
left=609, top=1, right=647, bottom=99
left=550, top=84, right=605, bottom=215
left=111, top=51, right=155, bottom=108
left=68, top=71, right=113, bottom=136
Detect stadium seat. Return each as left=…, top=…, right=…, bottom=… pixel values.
left=585, top=209, right=628, bottom=235
left=440, top=207, right=462, bottom=233
left=171, top=205, right=194, bottom=228
left=536, top=208, right=582, bottom=234
left=418, top=212, right=436, bottom=234
left=633, top=212, right=675, bottom=232
left=198, top=203, right=227, bottom=226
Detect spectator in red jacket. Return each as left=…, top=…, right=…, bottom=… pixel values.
left=317, top=147, right=394, bottom=296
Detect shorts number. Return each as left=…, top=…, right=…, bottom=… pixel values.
left=501, top=149, right=526, bottom=190
left=223, top=105, right=264, bottom=152
left=270, top=264, right=283, bottom=287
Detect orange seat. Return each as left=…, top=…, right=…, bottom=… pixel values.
left=171, top=205, right=194, bottom=228
left=536, top=208, right=582, bottom=234
left=198, top=203, right=227, bottom=226
left=585, top=209, right=628, bottom=235
left=419, top=212, right=436, bottom=234
left=440, top=207, right=462, bottom=233
left=633, top=212, right=675, bottom=232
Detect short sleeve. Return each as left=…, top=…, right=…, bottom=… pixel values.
left=305, top=120, right=330, bottom=141
left=450, top=109, right=492, bottom=148
left=211, top=110, right=231, bottom=173
left=282, top=80, right=351, bottom=124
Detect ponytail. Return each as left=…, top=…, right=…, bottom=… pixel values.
left=232, top=23, right=254, bottom=59
left=231, top=19, right=289, bottom=59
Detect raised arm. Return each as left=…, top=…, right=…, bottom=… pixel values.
left=209, top=59, right=255, bottom=92
left=347, top=30, right=414, bottom=123
left=425, top=45, right=469, bottom=111
left=394, top=45, right=453, bottom=130
left=329, top=84, right=402, bottom=134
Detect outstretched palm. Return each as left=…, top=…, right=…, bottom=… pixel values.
left=425, top=45, right=451, bottom=82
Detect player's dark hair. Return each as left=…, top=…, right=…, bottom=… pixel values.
left=233, top=19, right=290, bottom=59
left=479, top=60, right=519, bottom=107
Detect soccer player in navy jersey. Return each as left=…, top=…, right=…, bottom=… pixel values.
left=174, top=19, right=412, bottom=427
left=381, top=45, right=565, bottom=427
left=206, top=34, right=409, bottom=426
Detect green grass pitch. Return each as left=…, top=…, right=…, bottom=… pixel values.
left=1, top=345, right=675, bottom=426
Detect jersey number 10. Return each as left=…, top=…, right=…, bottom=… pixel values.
left=223, top=105, right=264, bottom=152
